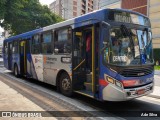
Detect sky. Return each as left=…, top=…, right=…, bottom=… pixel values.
left=0, top=27, right=3, bottom=37
left=39, top=0, right=54, bottom=5
left=0, top=28, right=3, bottom=33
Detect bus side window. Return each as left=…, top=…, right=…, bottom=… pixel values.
left=9, top=43, right=13, bottom=54
left=4, top=42, right=8, bottom=54
left=31, top=35, right=41, bottom=54
left=12, top=41, right=18, bottom=54
left=41, top=32, right=52, bottom=54
left=54, top=27, right=72, bottom=54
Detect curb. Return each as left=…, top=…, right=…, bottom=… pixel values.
left=147, top=94, right=160, bottom=99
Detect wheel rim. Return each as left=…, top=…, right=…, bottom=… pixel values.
left=62, top=78, right=71, bottom=91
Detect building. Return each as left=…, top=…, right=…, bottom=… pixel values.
left=148, top=0, right=160, bottom=49
left=99, top=0, right=121, bottom=9
left=76, top=0, right=94, bottom=16
left=93, top=0, right=99, bottom=10
left=99, top=0, right=147, bottom=15
left=49, top=0, right=62, bottom=16
left=49, top=0, right=77, bottom=19
left=121, top=0, right=147, bottom=15
left=49, top=0, right=97, bottom=19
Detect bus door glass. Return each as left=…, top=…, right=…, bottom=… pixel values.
left=73, top=24, right=99, bottom=97
left=3, top=42, right=8, bottom=68
left=20, top=41, right=27, bottom=75
left=8, top=42, right=13, bottom=70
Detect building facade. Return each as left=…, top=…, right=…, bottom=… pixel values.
left=49, top=0, right=62, bottom=16
left=99, top=0, right=121, bottom=9
left=148, top=0, right=160, bottom=49
left=49, top=0, right=96, bottom=19
left=99, top=0, right=147, bottom=15
left=121, top=0, right=147, bottom=15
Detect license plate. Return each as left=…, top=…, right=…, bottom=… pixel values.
left=137, top=89, right=145, bottom=95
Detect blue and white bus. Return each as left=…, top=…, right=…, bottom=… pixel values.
left=3, top=9, right=154, bottom=101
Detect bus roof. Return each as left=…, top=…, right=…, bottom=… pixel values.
left=4, top=8, right=148, bottom=42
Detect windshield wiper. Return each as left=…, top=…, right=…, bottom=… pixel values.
left=120, top=25, right=135, bottom=58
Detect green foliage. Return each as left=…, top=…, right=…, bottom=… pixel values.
left=0, top=0, right=6, bottom=20
left=0, top=0, right=63, bottom=35
left=154, top=66, right=160, bottom=70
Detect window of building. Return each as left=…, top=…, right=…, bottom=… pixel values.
left=73, top=1, right=77, bottom=5
left=73, top=6, right=77, bottom=11
left=54, top=27, right=72, bottom=54
left=73, top=12, right=77, bottom=16
left=42, top=32, right=53, bottom=54
left=32, top=35, right=41, bottom=54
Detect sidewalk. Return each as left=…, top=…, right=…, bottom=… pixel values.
left=147, top=71, right=160, bottom=99
left=155, top=70, right=160, bottom=75
left=148, top=86, right=160, bottom=99
left=0, top=80, right=56, bottom=120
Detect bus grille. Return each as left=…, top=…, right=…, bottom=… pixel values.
left=119, top=66, right=153, bottom=77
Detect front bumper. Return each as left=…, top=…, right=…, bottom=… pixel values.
left=102, top=82, right=154, bottom=101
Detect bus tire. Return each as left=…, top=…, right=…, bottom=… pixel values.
left=14, top=64, right=20, bottom=78
left=59, top=72, right=73, bottom=97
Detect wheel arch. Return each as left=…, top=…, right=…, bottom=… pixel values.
left=56, top=69, right=69, bottom=92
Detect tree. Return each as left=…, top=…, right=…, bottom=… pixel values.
left=0, top=0, right=6, bottom=20
left=0, top=0, right=63, bottom=35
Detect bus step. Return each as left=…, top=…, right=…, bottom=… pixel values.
left=86, top=74, right=92, bottom=82
left=74, top=90, right=94, bottom=98
left=84, top=82, right=99, bottom=91
left=84, top=82, right=92, bottom=91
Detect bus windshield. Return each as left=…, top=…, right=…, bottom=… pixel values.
left=106, top=27, right=153, bottom=66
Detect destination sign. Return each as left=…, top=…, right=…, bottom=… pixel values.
left=114, top=14, right=131, bottom=23
left=108, top=11, right=150, bottom=26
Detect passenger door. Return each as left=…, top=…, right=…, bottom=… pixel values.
left=8, top=42, right=13, bottom=70
left=72, top=24, right=99, bottom=97
left=20, top=41, right=27, bottom=75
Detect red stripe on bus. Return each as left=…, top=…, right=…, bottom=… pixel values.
left=99, top=79, right=109, bottom=86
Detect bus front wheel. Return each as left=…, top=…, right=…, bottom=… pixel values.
left=14, top=64, right=20, bottom=78
left=60, top=73, right=73, bottom=97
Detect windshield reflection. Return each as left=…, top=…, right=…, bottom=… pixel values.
left=105, top=27, right=153, bottom=66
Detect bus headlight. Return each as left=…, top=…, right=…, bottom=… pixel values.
left=115, top=80, right=123, bottom=88
left=104, top=74, right=123, bottom=88
left=106, top=76, right=114, bottom=84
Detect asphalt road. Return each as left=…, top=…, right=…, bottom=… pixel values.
left=0, top=67, right=160, bottom=120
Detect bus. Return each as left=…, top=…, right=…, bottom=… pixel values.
left=3, top=8, right=154, bottom=101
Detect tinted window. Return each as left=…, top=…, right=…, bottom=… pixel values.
left=12, top=41, right=18, bottom=54
left=32, top=35, right=41, bottom=54
left=55, top=28, right=72, bottom=54
left=42, top=32, right=53, bottom=54
left=4, top=42, right=8, bottom=54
